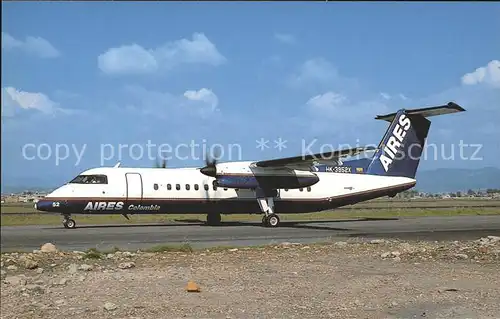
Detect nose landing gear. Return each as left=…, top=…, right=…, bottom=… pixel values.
left=62, top=214, right=76, bottom=229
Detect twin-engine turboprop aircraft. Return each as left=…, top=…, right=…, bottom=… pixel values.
left=36, top=102, right=465, bottom=229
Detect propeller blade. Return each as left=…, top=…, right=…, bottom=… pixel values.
left=200, top=147, right=220, bottom=177
left=204, top=177, right=210, bottom=201
left=154, top=158, right=167, bottom=168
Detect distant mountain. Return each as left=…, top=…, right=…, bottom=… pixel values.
left=1, top=185, right=57, bottom=195
left=2, top=167, right=499, bottom=195
left=1, top=176, right=61, bottom=195
left=415, top=167, right=500, bottom=193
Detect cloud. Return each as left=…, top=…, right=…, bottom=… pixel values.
left=98, top=33, right=226, bottom=75
left=121, top=86, right=220, bottom=118
left=302, top=90, right=391, bottom=137
left=379, top=92, right=409, bottom=101
left=53, top=90, right=82, bottom=100
left=380, top=92, right=391, bottom=100
left=287, top=58, right=360, bottom=95
left=306, top=92, right=347, bottom=111
left=97, top=44, right=158, bottom=75
left=274, top=33, right=296, bottom=44
left=290, top=58, right=339, bottom=85
left=461, top=60, right=500, bottom=88
left=2, top=87, right=58, bottom=116
left=1, top=87, right=80, bottom=117
left=1, top=32, right=60, bottom=58
left=306, top=91, right=390, bottom=120
left=183, top=88, right=219, bottom=111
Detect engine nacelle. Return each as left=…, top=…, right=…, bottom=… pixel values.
left=214, top=174, right=319, bottom=190
left=204, top=161, right=320, bottom=190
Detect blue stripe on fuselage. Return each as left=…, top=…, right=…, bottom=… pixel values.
left=216, top=175, right=319, bottom=189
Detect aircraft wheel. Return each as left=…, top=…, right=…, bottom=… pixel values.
left=206, top=213, right=221, bottom=226
left=266, top=214, right=280, bottom=228
left=261, top=215, right=267, bottom=226
left=64, top=219, right=76, bottom=229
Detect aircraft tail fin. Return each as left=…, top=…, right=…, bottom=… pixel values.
left=366, top=102, right=465, bottom=178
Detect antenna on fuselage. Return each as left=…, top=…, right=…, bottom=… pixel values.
left=113, top=162, right=121, bottom=168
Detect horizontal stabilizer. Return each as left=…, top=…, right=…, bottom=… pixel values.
left=375, top=102, right=465, bottom=122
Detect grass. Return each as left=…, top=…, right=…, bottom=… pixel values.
left=339, top=198, right=500, bottom=209
left=1, top=203, right=39, bottom=214
left=1, top=207, right=499, bottom=227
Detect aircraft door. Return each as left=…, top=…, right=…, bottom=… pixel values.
left=125, top=173, right=143, bottom=201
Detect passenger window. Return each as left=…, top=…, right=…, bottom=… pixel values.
left=204, top=184, right=209, bottom=191
left=307, top=187, right=311, bottom=192
left=284, top=189, right=289, bottom=192
left=69, top=174, right=108, bottom=184
left=213, top=185, right=217, bottom=191
left=194, top=184, right=199, bottom=191
left=154, top=183, right=159, bottom=190
left=176, top=184, right=180, bottom=190
left=186, top=184, right=190, bottom=190
left=299, top=188, right=303, bottom=192
left=224, top=188, right=228, bottom=191
left=167, top=184, right=172, bottom=190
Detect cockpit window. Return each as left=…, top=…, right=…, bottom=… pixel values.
left=69, top=174, right=108, bottom=184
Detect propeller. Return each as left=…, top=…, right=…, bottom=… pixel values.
left=203, top=176, right=211, bottom=201
left=154, top=157, right=167, bottom=168
left=200, top=148, right=220, bottom=177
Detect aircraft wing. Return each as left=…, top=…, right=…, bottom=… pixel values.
left=252, top=146, right=376, bottom=169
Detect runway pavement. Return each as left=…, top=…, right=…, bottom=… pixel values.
left=2, top=215, right=500, bottom=252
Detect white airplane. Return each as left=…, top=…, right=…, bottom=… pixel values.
left=36, top=102, right=465, bottom=229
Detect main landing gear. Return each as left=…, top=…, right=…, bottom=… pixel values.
left=206, top=213, right=222, bottom=226
left=62, top=214, right=76, bottom=229
left=206, top=187, right=281, bottom=227
left=262, top=213, right=280, bottom=227
left=257, top=196, right=280, bottom=228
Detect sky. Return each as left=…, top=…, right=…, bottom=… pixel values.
left=2, top=2, right=500, bottom=188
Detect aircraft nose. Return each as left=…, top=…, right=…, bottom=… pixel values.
left=35, top=200, right=53, bottom=212
left=35, top=199, right=67, bottom=212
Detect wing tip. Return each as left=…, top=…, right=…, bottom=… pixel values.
left=446, top=101, right=466, bottom=112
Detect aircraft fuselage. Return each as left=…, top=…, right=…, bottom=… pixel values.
left=36, top=166, right=415, bottom=215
